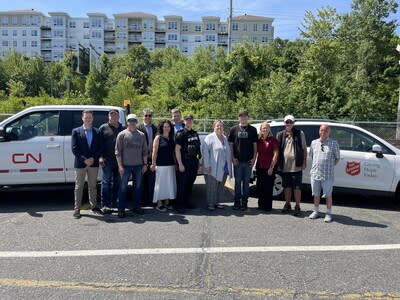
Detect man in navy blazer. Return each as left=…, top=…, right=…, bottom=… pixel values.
left=71, top=110, right=103, bottom=219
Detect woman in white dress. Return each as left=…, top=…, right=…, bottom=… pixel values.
left=150, top=120, right=176, bottom=212
left=202, top=119, right=232, bottom=210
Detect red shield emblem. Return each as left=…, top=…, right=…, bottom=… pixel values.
left=346, top=161, right=361, bottom=176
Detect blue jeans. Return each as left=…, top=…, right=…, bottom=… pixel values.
left=234, top=162, right=252, bottom=206
left=118, top=165, right=143, bottom=210
left=101, top=159, right=120, bottom=208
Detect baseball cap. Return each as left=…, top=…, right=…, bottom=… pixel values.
left=126, top=113, right=138, bottom=122
left=284, top=114, right=295, bottom=122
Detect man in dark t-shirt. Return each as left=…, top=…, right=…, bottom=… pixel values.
left=228, top=109, right=258, bottom=211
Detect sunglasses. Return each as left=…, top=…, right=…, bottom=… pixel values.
left=144, top=114, right=152, bottom=117
left=285, top=120, right=294, bottom=124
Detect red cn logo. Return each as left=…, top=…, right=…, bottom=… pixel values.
left=12, top=153, right=42, bottom=164
left=346, top=161, right=361, bottom=176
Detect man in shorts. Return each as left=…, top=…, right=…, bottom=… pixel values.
left=308, top=124, right=340, bottom=223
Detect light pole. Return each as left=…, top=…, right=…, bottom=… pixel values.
left=396, top=44, right=400, bottom=140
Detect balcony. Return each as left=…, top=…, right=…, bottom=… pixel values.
left=128, top=24, right=142, bottom=32
left=40, top=34, right=52, bottom=40
left=104, top=47, right=116, bottom=53
left=104, top=35, right=115, bottom=41
left=155, top=38, right=165, bottom=43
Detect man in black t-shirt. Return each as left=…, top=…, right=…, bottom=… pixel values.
left=175, top=114, right=201, bottom=213
left=228, top=109, right=258, bottom=211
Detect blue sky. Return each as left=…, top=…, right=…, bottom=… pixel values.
left=2, top=0, right=399, bottom=40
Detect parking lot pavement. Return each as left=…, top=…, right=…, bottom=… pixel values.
left=1, top=177, right=400, bottom=299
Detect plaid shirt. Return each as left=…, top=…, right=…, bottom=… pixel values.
left=310, top=138, right=340, bottom=180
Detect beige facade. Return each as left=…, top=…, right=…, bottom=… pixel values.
left=0, top=9, right=274, bottom=61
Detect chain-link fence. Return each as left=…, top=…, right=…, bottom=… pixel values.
left=2, top=112, right=400, bottom=147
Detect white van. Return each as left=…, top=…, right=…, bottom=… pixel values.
left=0, top=105, right=125, bottom=188
left=253, top=120, right=400, bottom=203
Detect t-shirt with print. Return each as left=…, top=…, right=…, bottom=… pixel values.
left=228, top=124, right=258, bottom=162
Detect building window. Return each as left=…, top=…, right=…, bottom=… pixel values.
left=167, top=33, right=178, bottom=41
left=195, top=24, right=201, bottom=32
left=13, top=30, right=17, bottom=36
left=2, top=30, right=8, bottom=37
left=22, top=41, right=27, bottom=47
left=22, top=16, right=30, bottom=26
left=252, top=36, right=258, bottom=42
left=116, top=19, right=127, bottom=29
left=31, top=16, right=39, bottom=25
left=2, top=41, right=9, bottom=47
left=13, top=41, right=17, bottom=48
left=263, top=24, right=269, bottom=31
left=253, top=23, right=258, bottom=32
left=69, top=21, right=76, bottom=28
left=181, top=36, right=188, bottom=42
left=12, top=16, right=17, bottom=25
left=1, top=16, right=9, bottom=25
left=182, top=46, right=188, bottom=53
left=53, top=30, right=64, bottom=37
left=243, top=23, right=248, bottom=32
left=31, top=30, right=38, bottom=36
left=143, top=19, right=154, bottom=29
left=168, top=21, right=177, bottom=30
left=206, top=23, right=215, bottom=31
left=182, top=24, right=188, bottom=32
left=91, top=31, right=102, bottom=39
left=53, top=17, right=64, bottom=26
left=232, top=23, right=238, bottom=31
left=91, top=18, right=102, bottom=28
left=195, top=36, right=201, bottom=42
left=205, top=35, right=216, bottom=42
left=83, top=22, right=90, bottom=28
left=219, top=25, right=227, bottom=33
left=116, top=32, right=126, bottom=39
left=262, top=36, right=268, bottom=43
left=31, top=41, right=38, bottom=47
left=22, top=30, right=26, bottom=36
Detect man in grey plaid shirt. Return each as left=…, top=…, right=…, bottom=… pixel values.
left=308, top=124, right=340, bottom=223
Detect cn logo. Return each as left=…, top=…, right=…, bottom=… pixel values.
left=12, top=153, right=42, bottom=164
left=346, top=161, right=361, bottom=176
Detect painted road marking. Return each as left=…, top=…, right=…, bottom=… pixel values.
left=0, top=278, right=399, bottom=299
left=1, top=244, right=400, bottom=258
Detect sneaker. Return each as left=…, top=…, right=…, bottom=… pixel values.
left=73, top=210, right=81, bottom=219
left=156, top=206, right=167, bottom=212
left=215, top=204, right=224, bottom=209
left=324, top=214, right=333, bottom=223
left=102, top=207, right=113, bottom=215
left=207, top=205, right=216, bottom=211
left=92, top=207, right=104, bottom=215
left=132, top=207, right=145, bottom=215
left=118, top=210, right=126, bottom=218
left=240, top=205, right=249, bottom=212
left=309, top=211, right=320, bottom=219
left=293, top=205, right=301, bottom=216
left=281, top=203, right=292, bottom=213
left=233, top=202, right=241, bottom=210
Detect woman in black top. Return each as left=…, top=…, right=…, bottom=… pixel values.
left=150, top=120, right=176, bottom=212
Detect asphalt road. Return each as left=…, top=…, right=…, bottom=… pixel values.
left=1, top=177, right=400, bottom=299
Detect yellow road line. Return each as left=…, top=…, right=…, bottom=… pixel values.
left=0, top=278, right=400, bottom=299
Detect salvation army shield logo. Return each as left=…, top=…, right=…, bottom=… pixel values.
left=346, top=161, right=361, bottom=176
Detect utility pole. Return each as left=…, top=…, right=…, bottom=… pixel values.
left=227, top=0, right=232, bottom=54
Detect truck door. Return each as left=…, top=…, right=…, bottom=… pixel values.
left=0, top=110, right=65, bottom=185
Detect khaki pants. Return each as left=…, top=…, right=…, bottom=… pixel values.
left=74, top=167, right=99, bottom=211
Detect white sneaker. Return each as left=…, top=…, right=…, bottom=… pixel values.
left=309, top=211, right=320, bottom=219
left=324, top=214, right=333, bottom=223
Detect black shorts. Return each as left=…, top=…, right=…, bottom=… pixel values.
left=281, top=171, right=302, bottom=189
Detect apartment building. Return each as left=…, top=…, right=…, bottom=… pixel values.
left=0, top=9, right=274, bottom=62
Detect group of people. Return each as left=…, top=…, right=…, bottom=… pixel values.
left=71, top=108, right=340, bottom=223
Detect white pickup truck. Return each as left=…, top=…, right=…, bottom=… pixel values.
left=0, top=105, right=126, bottom=188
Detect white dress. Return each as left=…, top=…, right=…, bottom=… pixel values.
left=153, top=165, right=176, bottom=202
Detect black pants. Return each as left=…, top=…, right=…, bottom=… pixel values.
left=256, top=168, right=275, bottom=211
left=176, top=159, right=199, bottom=210
left=142, top=167, right=155, bottom=206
